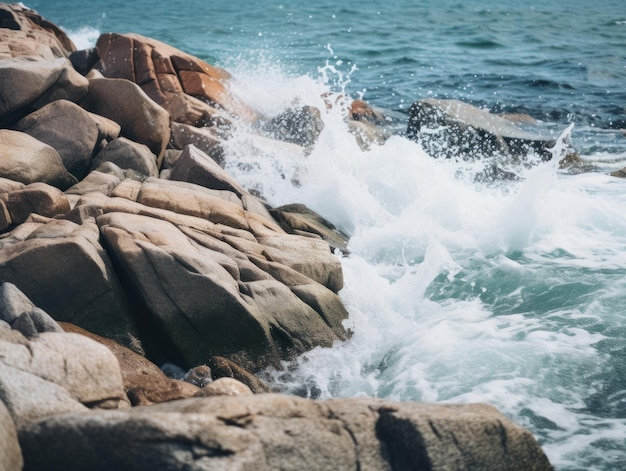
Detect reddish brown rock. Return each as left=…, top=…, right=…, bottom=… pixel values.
left=95, top=32, right=257, bottom=125
left=209, top=356, right=271, bottom=394
left=60, top=322, right=199, bottom=406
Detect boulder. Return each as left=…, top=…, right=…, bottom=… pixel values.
left=0, top=182, right=70, bottom=226
left=407, top=98, right=557, bottom=161
left=208, top=356, right=271, bottom=394
left=60, top=322, right=199, bottom=406
left=81, top=77, right=171, bottom=166
left=0, top=3, right=75, bottom=60
left=92, top=137, right=159, bottom=178
left=168, top=144, right=245, bottom=194
left=11, top=308, right=64, bottom=338
left=0, top=324, right=130, bottom=430
left=0, top=57, right=88, bottom=126
left=262, top=106, right=324, bottom=148
left=79, top=182, right=347, bottom=371
left=195, top=377, right=253, bottom=397
left=0, top=130, right=77, bottom=189
left=15, top=100, right=102, bottom=179
left=0, top=398, right=23, bottom=471
left=0, top=218, right=142, bottom=352
left=0, top=281, right=39, bottom=324
left=610, top=167, right=626, bottom=178
left=95, top=32, right=257, bottom=124
left=181, top=365, right=213, bottom=388
left=169, top=122, right=225, bottom=164
left=69, top=47, right=100, bottom=75
left=349, top=99, right=386, bottom=124
left=270, top=203, right=350, bottom=254
left=65, top=163, right=125, bottom=196
left=19, top=394, right=553, bottom=470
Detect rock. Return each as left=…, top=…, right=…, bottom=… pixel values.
left=610, top=167, right=626, bottom=178
left=0, top=3, right=75, bottom=60
left=262, top=106, right=324, bottom=148
left=195, top=377, right=253, bottom=397
left=95, top=32, right=256, bottom=124
left=349, top=99, right=386, bottom=124
left=209, top=356, right=271, bottom=394
left=0, top=398, right=23, bottom=471
left=81, top=77, right=171, bottom=166
left=0, top=57, right=88, bottom=126
left=11, top=308, right=64, bottom=338
left=0, top=324, right=130, bottom=429
left=60, top=322, right=199, bottom=406
left=15, top=100, right=102, bottom=179
left=168, top=144, right=245, bottom=194
left=407, top=98, right=557, bottom=161
left=0, top=182, right=71, bottom=226
left=162, top=149, right=183, bottom=170
left=0, top=218, right=142, bottom=352
left=69, top=47, right=99, bottom=75
left=169, top=122, right=225, bottom=164
left=0, top=282, right=39, bottom=324
left=65, top=163, right=124, bottom=196
left=182, top=365, right=213, bottom=388
left=81, top=183, right=347, bottom=371
left=0, top=130, right=77, bottom=189
left=270, top=203, right=350, bottom=254
left=348, top=119, right=391, bottom=150
left=92, top=137, right=159, bottom=178
left=19, top=394, right=553, bottom=470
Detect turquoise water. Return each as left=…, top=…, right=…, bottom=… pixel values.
left=29, top=1, right=626, bottom=469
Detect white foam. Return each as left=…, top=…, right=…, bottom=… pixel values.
left=66, top=26, right=100, bottom=50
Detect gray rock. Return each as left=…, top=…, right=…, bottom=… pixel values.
left=262, top=105, right=324, bottom=148
left=0, top=282, right=38, bottom=325
left=91, top=137, right=158, bottom=178
left=19, top=394, right=553, bottom=471
left=0, top=130, right=77, bottom=189
left=0, top=398, right=23, bottom=471
left=407, top=98, right=557, bottom=161
left=11, top=308, right=64, bottom=338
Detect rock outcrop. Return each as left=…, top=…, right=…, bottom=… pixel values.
left=0, top=5, right=554, bottom=470
left=19, top=394, right=553, bottom=471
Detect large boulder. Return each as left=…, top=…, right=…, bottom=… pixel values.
left=71, top=176, right=347, bottom=371
left=0, top=3, right=75, bottom=60
left=15, top=100, right=103, bottom=179
left=0, top=130, right=77, bottom=189
left=81, top=77, right=171, bottom=166
left=0, top=57, right=88, bottom=126
left=0, top=218, right=142, bottom=352
left=407, top=98, right=557, bottom=161
left=262, top=105, right=324, bottom=148
left=19, top=394, right=553, bottom=470
left=95, top=32, right=256, bottom=125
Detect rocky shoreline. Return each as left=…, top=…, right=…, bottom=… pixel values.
left=0, top=3, right=553, bottom=469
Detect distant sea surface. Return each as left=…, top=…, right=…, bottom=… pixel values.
left=29, top=1, right=626, bottom=469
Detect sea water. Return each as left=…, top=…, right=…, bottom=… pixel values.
left=29, top=0, right=626, bottom=469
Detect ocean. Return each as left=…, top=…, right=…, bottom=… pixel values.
left=28, top=0, right=626, bottom=469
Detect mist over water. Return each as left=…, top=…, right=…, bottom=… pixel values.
left=30, top=0, right=626, bottom=468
